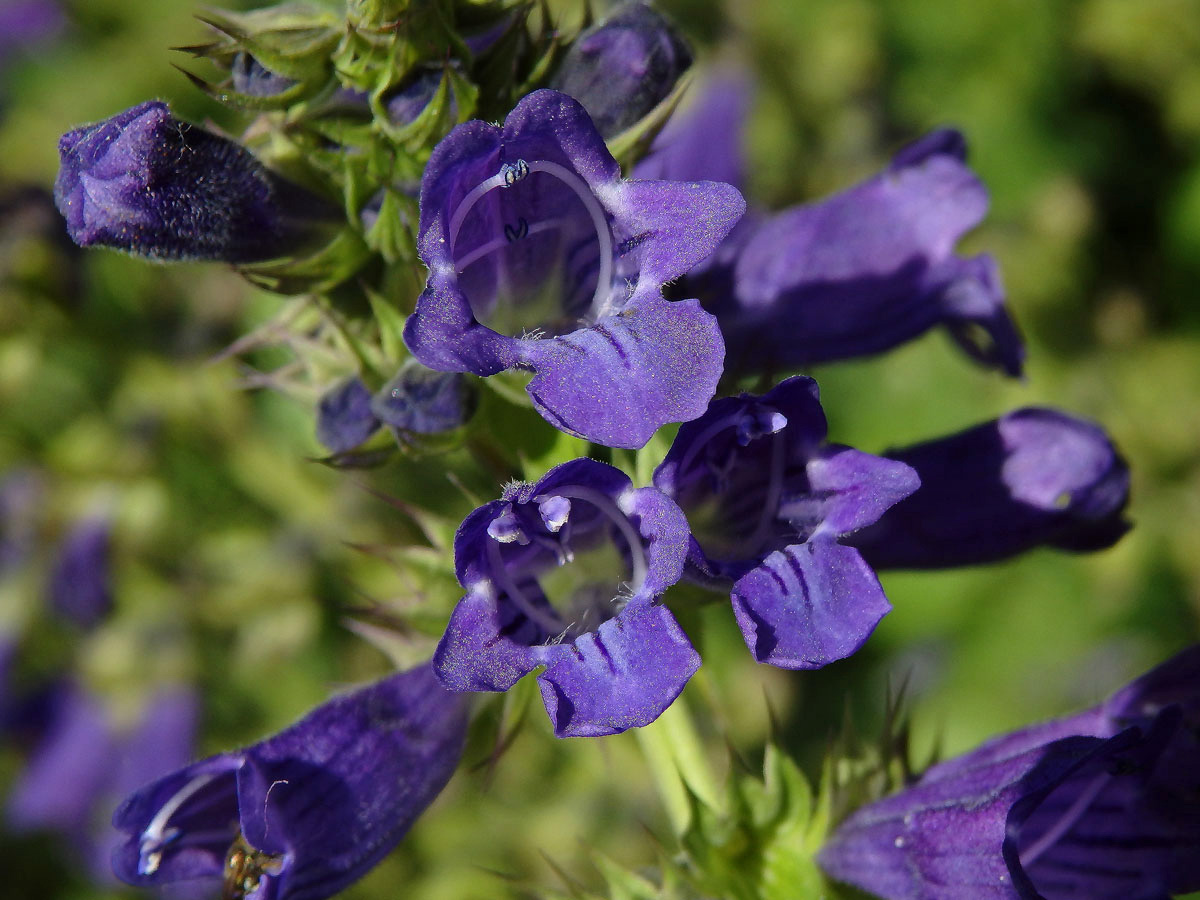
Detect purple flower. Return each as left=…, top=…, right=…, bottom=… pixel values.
left=849, top=407, right=1131, bottom=569
left=402, top=89, right=744, bottom=448
left=0, top=1, right=63, bottom=68
left=632, top=66, right=751, bottom=192
left=549, top=1, right=692, bottom=138
left=315, top=376, right=380, bottom=453
left=113, top=663, right=467, bottom=900
left=46, top=516, right=113, bottom=630
left=818, top=646, right=1200, bottom=900
left=6, top=683, right=197, bottom=883
left=370, top=362, right=476, bottom=438
left=434, top=458, right=698, bottom=737
left=690, top=130, right=1024, bottom=378
left=55, top=101, right=337, bottom=263
left=653, top=376, right=919, bottom=669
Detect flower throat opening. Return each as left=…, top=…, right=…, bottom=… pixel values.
left=447, top=159, right=615, bottom=337
left=486, top=484, right=648, bottom=641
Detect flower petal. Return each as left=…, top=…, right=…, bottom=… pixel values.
left=730, top=539, right=890, bottom=669
left=518, top=294, right=724, bottom=448
left=538, top=600, right=700, bottom=738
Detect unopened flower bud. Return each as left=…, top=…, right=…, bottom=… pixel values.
left=550, top=1, right=692, bottom=138
left=315, top=376, right=380, bottom=453
left=230, top=52, right=296, bottom=98
left=54, top=100, right=339, bottom=263
left=371, top=362, right=476, bottom=438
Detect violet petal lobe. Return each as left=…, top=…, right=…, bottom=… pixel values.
left=404, top=89, right=743, bottom=447
left=849, top=407, right=1131, bottom=569
left=730, top=539, right=892, bottom=669
left=518, top=293, right=724, bottom=447
left=633, top=65, right=752, bottom=191
left=112, top=663, right=468, bottom=900
left=699, top=129, right=1023, bottom=377
left=7, top=683, right=117, bottom=843
left=539, top=599, right=701, bottom=738
left=433, top=458, right=697, bottom=736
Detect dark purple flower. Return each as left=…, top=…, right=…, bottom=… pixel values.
left=690, top=130, right=1024, bottom=378
left=818, top=646, right=1200, bottom=900
left=113, top=663, right=467, bottom=900
left=371, top=362, right=476, bottom=437
left=54, top=100, right=338, bottom=262
left=849, top=407, right=1131, bottom=569
left=632, top=66, right=751, bottom=191
left=315, top=376, right=381, bottom=453
left=0, top=1, right=63, bottom=67
left=434, top=458, right=698, bottom=737
left=6, top=684, right=197, bottom=882
left=47, top=516, right=113, bottom=630
left=402, top=89, right=744, bottom=448
left=653, top=376, right=919, bottom=669
left=549, top=1, right=692, bottom=138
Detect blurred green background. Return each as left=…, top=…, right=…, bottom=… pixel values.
left=1, top=0, right=1198, bottom=897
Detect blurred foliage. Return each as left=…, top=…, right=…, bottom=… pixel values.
left=0, top=0, right=1197, bottom=898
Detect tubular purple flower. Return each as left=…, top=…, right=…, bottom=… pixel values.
left=112, top=663, right=468, bottom=900
left=691, top=130, right=1024, bottom=378
left=402, top=89, right=744, bottom=448
left=434, top=458, right=698, bottom=737
left=653, top=376, right=919, bottom=670
left=549, top=1, right=692, bottom=138
left=6, top=683, right=197, bottom=883
left=849, top=407, right=1131, bottom=569
left=54, top=100, right=339, bottom=263
left=818, top=646, right=1200, bottom=900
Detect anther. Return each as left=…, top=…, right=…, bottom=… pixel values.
left=501, top=159, right=530, bottom=186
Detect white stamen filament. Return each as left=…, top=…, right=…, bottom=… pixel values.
left=138, top=772, right=218, bottom=875
left=1018, top=770, right=1112, bottom=867
left=448, top=172, right=507, bottom=251
left=525, top=160, right=614, bottom=318
left=550, top=486, right=648, bottom=594
left=453, top=219, right=569, bottom=274
left=445, top=159, right=615, bottom=318
left=486, top=536, right=567, bottom=636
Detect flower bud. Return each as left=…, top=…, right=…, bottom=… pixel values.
left=54, top=100, right=339, bottom=262
left=371, top=362, right=476, bottom=439
left=550, top=1, right=692, bottom=138
left=315, top=376, right=380, bottom=453
left=230, top=52, right=297, bottom=98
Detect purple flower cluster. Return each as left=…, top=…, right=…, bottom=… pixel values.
left=47, top=4, right=1158, bottom=896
